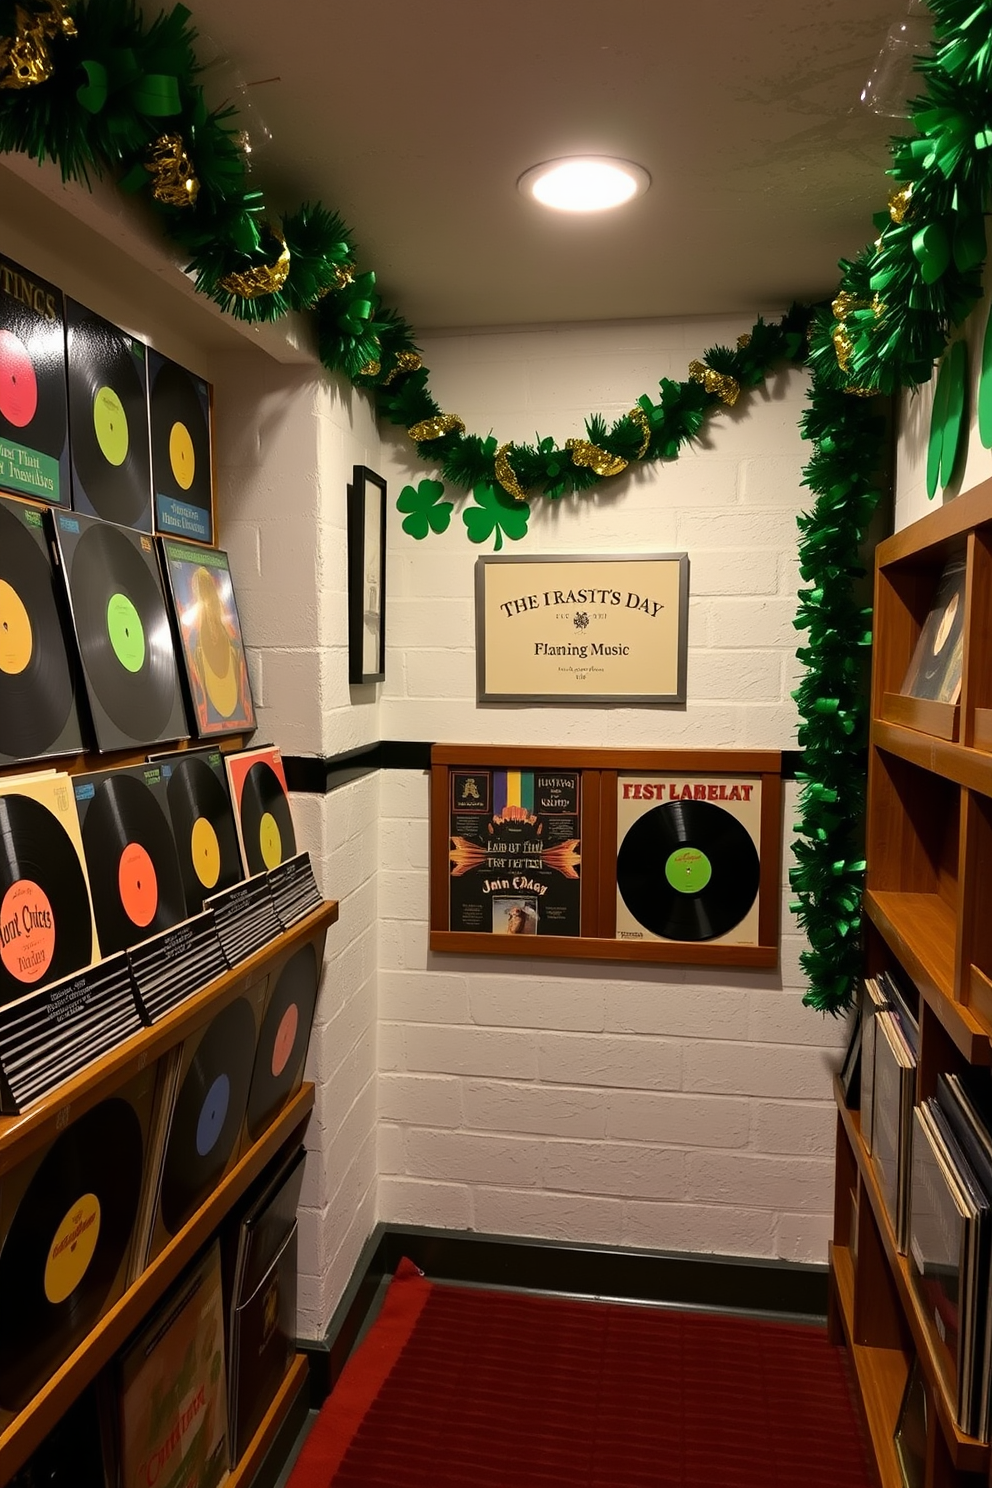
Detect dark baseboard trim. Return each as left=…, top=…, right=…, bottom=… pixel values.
left=285, top=745, right=805, bottom=795
left=298, top=1223, right=829, bottom=1406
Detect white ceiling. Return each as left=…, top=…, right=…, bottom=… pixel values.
left=190, top=0, right=903, bottom=332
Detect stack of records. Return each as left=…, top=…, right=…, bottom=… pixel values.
left=870, top=997, right=917, bottom=1251
left=910, top=1069, right=992, bottom=1440
left=860, top=976, right=892, bottom=1153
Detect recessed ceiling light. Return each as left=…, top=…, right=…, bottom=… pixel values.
left=518, top=156, right=650, bottom=213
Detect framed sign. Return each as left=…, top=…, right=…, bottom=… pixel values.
left=475, top=553, right=689, bottom=704
left=347, top=465, right=386, bottom=683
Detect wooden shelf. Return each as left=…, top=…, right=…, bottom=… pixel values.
left=0, top=1081, right=315, bottom=1485
left=833, top=1081, right=990, bottom=1474
left=830, top=1243, right=907, bottom=1488
left=872, top=720, right=992, bottom=801
left=0, top=901, right=338, bottom=1175
left=228, top=1353, right=309, bottom=1488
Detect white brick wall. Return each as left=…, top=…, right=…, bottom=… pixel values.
left=375, top=317, right=850, bottom=1264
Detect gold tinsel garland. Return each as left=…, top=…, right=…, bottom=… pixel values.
left=494, top=443, right=528, bottom=502
left=688, top=359, right=740, bottom=406
left=565, top=438, right=628, bottom=478
left=219, top=226, right=291, bottom=299
left=145, top=132, right=199, bottom=208
left=408, top=413, right=465, bottom=443
left=0, top=0, right=74, bottom=89
left=382, top=351, right=423, bottom=386
left=627, top=406, right=652, bottom=459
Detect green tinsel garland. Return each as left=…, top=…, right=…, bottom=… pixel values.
left=2, top=0, right=991, bottom=1012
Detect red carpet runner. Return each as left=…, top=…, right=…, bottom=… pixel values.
left=289, top=1259, right=874, bottom=1488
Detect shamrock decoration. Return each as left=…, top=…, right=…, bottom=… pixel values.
left=462, top=483, right=530, bottom=550
left=396, top=479, right=453, bottom=540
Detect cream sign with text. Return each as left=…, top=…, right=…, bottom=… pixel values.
left=476, top=555, right=688, bottom=703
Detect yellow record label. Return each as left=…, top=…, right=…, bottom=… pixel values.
left=191, top=816, right=221, bottom=889
left=93, top=385, right=129, bottom=466
left=0, top=578, right=32, bottom=675
left=169, top=420, right=195, bottom=490
left=259, top=811, right=282, bottom=870
left=44, top=1193, right=101, bottom=1304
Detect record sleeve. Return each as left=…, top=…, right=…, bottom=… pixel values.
left=224, top=745, right=297, bottom=878
left=900, top=558, right=967, bottom=704
left=870, top=1009, right=916, bottom=1252
left=447, top=768, right=581, bottom=935
left=66, top=301, right=152, bottom=531
left=153, top=748, right=244, bottom=916
left=50, top=508, right=188, bottom=752
left=860, top=976, right=891, bottom=1155
left=146, top=979, right=268, bottom=1261
left=0, top=254, right=69, bottom=507
left=244, top=929, right=325, bottom=1146
left=72, top=762, right=187, bottom=957
left=0, top=493, right=85, bottom=765
left=117, top=1242, right=227, bottom=1488
left=910, top=1104, right=970, bottom=1413
left=158, top=540, right=254, bottom=737
left=0, top=1062, right=157, bottom=1426
left=148, top=350, right=214, bottom=545
left=0, top=770, right=99, bottom=1006
left=615, top=774, right=762, bottom=945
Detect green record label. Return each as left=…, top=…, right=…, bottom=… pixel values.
left=665, top=847, right=712, bottom=894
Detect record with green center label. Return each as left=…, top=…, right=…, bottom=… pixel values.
left=66, top=301, right=152, bottom=530
left=617, top=798, right=759, bottom=941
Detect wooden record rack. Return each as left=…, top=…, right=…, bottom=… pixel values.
left=429, top=745, right=782, bottom=968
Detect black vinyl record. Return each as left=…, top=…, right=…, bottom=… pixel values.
left=617, top=798, right=760, bottom=942
left=0, top=1097, right=142, bottom=1412
left=165, top=753, right=243, bottom=914
left=0, top=500, right=75, bottom=762
left=67, top=518, right=181, bottom=744
left=149, top=356, right=211, bottom=515
left=159, top=995, right=256, bottom=1236
left=67, top=306, right=151, bottom=529
left=240, top=761, right=296, bottom=875
left=0, top=261, right=65, bottom=466
left=79, top=772, right=186, bottom=955
left=0, top=792, right=93, bottom=1005
left=246, top=942, right=318, bottom=1141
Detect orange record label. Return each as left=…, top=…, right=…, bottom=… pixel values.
left=271, top=1002, right=299, bottom=1077
left=0, top=578, right=32, bottom=675
left=191, top=816, right=221, bottom=890
left=44, top=1193, right=101, bottom=1304
left=259, top=811, right=282, bottom=870
left=118, top=842, right=158, bottom=927
left=0, top=879, right=56, bottom=983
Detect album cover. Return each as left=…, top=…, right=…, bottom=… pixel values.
left=72, top=762, right=187, bottom=957
left=447, top=768, right=581, bottom=936
left=870, top=1009, right=915, bottom=1252
left=147, top=350, right=214, bottom=545
left=860, top=976, right=891, bottom=1155
left=224, top=746, right=297, bottom=878
left=0, top=254, right=70, bottom=508
left=0, top=1062, right=158, bottom=1428
left=49, top=508, right=188, bottom=752
left=65, top=300, right=152, bottom=531
left=615, top=774, right=761, bottom=945
left=900, top=558, right=967, bottom=704
left=243, top=928, right=325, bottom=1147
left=0, top=493, right=86, bottom=765
left=152, top=748, right=244, bottom=916
left=145, top=978, right=269, bottom=1262
left=0, top=769, right=99, bottom=1006
left=158, top=540, right=254, bottom=737
left=910, top=1104, right=972, bottom=1425
left=117, top=1242, right=228, bottom=1488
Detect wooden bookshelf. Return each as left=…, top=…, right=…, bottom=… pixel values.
left=835, top=476, right=992, bottom=1488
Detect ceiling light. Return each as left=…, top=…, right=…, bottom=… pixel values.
left=518, top=157, right=650, bottom=213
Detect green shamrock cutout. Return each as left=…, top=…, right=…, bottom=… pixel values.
left=396, top=479, right=453, bottom=540
left=462, top=484, right=530, bottom=550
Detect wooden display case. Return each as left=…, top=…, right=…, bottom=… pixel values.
left=834, top=476, right=992, bottom=1487
left=0, top=898, right=338, bottom=1487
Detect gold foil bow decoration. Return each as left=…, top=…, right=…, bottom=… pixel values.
left=0, top=0, right=75, bottom=89
left=407, top=414, right=465, bottom=443
left=888, top=184, right=913, bottom=223
left=627, top=406, right=652, bottom=459
left=219, top=225, right=292, bottom=299
left=144, top=133, right=199, bottom=208
left=565, top=438, right=628, bottom=478
left=688, top=360, right=740, bottom=406
left=382, top=351, right=423, bottom=386
left=359, top=359, right=381, bottom=377
left=494, top=443, right=528, bottom=502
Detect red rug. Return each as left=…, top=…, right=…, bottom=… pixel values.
left=289, top=1259, right=874, bottom=1488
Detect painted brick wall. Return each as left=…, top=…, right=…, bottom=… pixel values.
left=375, top=316, right=849, bottom=1263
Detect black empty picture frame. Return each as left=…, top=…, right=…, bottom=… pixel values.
left=348, top=465, right=387, bottom=684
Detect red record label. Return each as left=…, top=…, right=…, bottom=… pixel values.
left=271, top=1002, right=299, bottom=1078
left=117, top=843, right=158, bottom=927
left=0, top=329, right=38, bottom=428
left=0, top=878, right=56, bottom=983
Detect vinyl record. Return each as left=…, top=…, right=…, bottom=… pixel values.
left=246, top=942, right=318, bottom=1141
left=0, top=792, right=93, bottom=1004
left=67, top=310, right=150, bottom=528
left=239, top=761, right=296, bottom=875
left=149, top=357, right=211, bottom=514
left=68, top=520, right=179, bottom=742
left=0, top=304, right=65, bottom=463
left=616, top=798, right=760, bottom=942
left=165, top=753, right=242, bottom=914
left=80, top=773, right=186, bottom=955
left=0, top=1097, right=143, bottom=1412
left=159, top=995, right=256, bottom=1236
left=0, top=501, right=74, bottom=761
